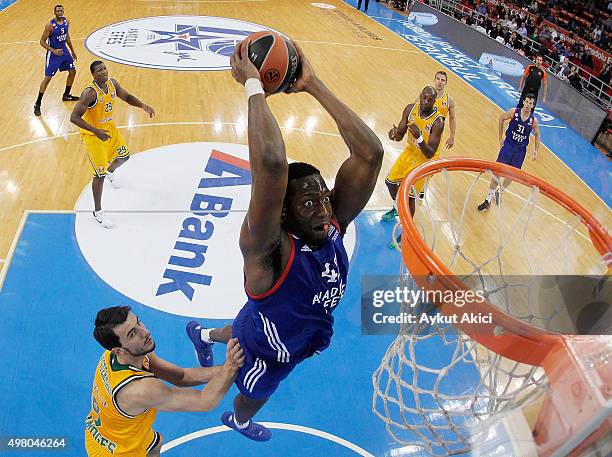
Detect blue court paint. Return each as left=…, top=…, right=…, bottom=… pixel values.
left=0, top=213, right=516, bottom=456
left=343, top=0, right=611, bottom=207
left=0, top=0, right=18, bottom=12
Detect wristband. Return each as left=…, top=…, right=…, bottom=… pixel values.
left=416, top=135, right=424, bottom=144
left=245, top=78, right=264, bottom=99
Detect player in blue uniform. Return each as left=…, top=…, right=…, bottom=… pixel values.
left=185, top=40, right=383, bottom=441
left=34, top=5, right=79, bottom=116
left=477, top=93, right=541, bottom=211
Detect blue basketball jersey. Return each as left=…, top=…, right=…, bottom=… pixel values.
left=239, top=221, right=349, bottom=364
left=504, top=108, right=534, bottom=148
left=48, top=18, right=69, bottom=50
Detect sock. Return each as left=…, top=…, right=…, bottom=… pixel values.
left=485, top=190, right=495, bottom=203
left=64, top=85, right=71, bottom=96
left=200, top=328, right=215, bottom=344
left=106, top=171, right=114, bottom=180
left=233, top=415, right=250, bottom=429
left=35, top=92, right=43, bottom=105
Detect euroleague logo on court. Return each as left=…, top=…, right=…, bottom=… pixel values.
left=84, top=16, right=282, bottom=71
left=74, top=143, right=356, bottom=319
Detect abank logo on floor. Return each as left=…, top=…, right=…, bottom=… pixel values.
left=85, top=16, right=280, bottom=71
left=75, top=142, right=356, bottom=319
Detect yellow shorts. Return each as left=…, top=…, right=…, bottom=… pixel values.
left=81, top=127, right=129, bottom=177
left=387, top=145, right=434, bottom=196
left=84, top=427, right=159, bottom=457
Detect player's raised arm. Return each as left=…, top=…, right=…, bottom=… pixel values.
left=148, top=352, right=222, bottom=387
left=118, top=339, right=244, bottom=413
left=112, top=79, right=155, bottom=118
left=389, top=104, right=413, bottom=142
left=287, top=44, right=382, bottom=231
left=230, top=40, right=288, bottom=253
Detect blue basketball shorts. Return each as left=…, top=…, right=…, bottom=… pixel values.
left=45, top=51, right=75, bottom=77
left=231, top=306, right=298, bottom=400
left=496, top=142, right=527, bottom=169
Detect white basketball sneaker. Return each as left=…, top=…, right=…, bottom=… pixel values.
left=105, top=171, right=120, bottom=189
left=93, top=211, right=114, bottom=229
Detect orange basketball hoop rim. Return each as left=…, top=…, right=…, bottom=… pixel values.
left=397, top=158, right=612, bottom=366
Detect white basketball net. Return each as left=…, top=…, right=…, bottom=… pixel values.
left=372, top=167, right=609, bottom=455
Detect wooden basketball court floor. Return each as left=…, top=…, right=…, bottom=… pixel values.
left=0, top=1, right=609, bottom=456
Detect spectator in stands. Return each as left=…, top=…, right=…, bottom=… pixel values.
left=581, top=49, right=594, bottom=70
left=568, top=65, right=583, bottom=91
left=521, top=36, right=531, bottom=57
left=490, top=23, right=503, bottom=40
left=599, top=62, right=611, bottom=87
left=517, top=22, right=528, bottom=36
left=507, top=15, right=518, bottom=31
left=476, top=1, right=486, bottom=16
left=508, top=31, right=520, bottom=49
left=556, top=58, right=571, bottom=81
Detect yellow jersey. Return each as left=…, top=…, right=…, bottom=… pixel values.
left=434, top=91, right=450, bottom=118
left=387, top=102, right=445, bottom=187
left=81, top=80, right=118, bottom=136
left=85, top=351, right=157, bottom=456
left=405, top=103, right=444, bottom=156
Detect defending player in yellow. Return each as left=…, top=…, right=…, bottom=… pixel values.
left=381, top=86, right=445, bottom=224
left=85, top=306, right=244, bottom=456
left=70, top=61, right=155, bottom=229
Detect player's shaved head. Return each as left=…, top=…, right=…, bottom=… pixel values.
left=422, top=86, right=437, bottom=97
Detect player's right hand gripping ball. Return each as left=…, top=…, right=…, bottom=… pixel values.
left=244, top=31, right=301, bottom=94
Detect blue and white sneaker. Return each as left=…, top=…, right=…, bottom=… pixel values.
left=221, top=411, right=271, bottom=442
left=185, top=321, right=214, bottom=367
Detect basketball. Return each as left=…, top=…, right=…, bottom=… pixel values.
left=244, top=31, right=301, bottom=94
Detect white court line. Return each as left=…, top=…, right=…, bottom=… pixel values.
left=161, top=422, right=375, bottom=456
left=0, top=0, right=20, bottom=13
left=0, top=121, right=600, bottom=229
left=538, top=124, right=567, bottom=129
left=0, top=121, right=343, bottom=154
left=0, top=37, right=84, bottom=46
left=296, top=39, right=422, bottom=53
left=0, top=210, right=28, bottom=291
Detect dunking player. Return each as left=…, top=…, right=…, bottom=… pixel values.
left=34, top=5, right=80, bottom=116
left=86, top=306, right=244, bottom=456
left=70, top=61, right=154, bottom=229
left=186, top=40, right=383, bottom=441
left=477, top=93, right=540, bottom=211
left=381, top=86, right=445, bottom=222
